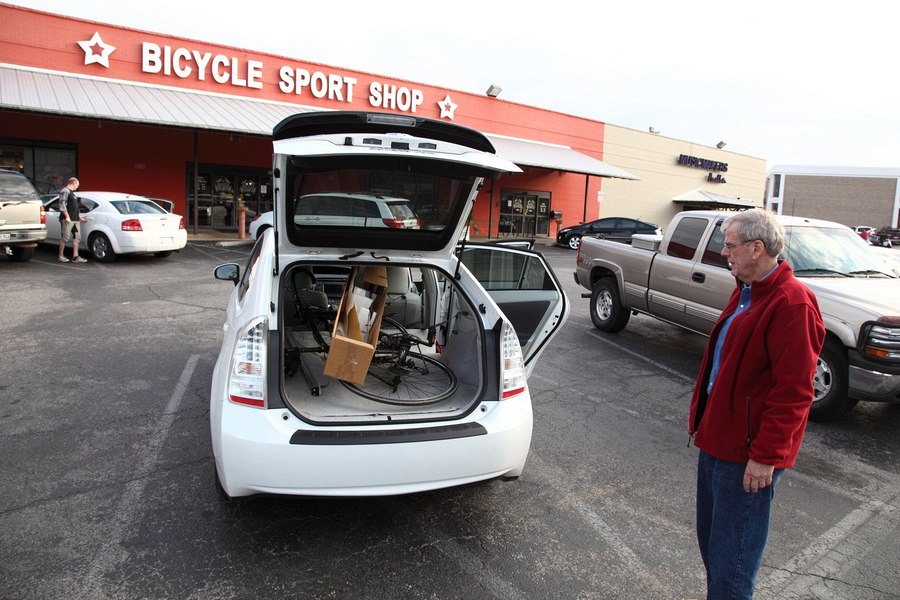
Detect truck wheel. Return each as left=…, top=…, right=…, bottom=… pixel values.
left=7, top=246, right=34, bottom=262
left=808, top=337, right=855, bottom=422
left=590, top=278, right=630, bottom=332
left=567, top=235, right=582, bottom=250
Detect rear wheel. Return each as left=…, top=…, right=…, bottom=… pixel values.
left=343, top=352, right=458, bottom=405
left=808, top=337, right=855, bottom=421
left=89, top=233, right=116, bottom=262
left=7, top=246, right=34, bottom=262
left=590, top=278, right=630, bottom=332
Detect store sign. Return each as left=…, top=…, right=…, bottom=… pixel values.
left=79, top=33, right=444, bottom=117
left=677, top=153, right=728, bottom=184
left=677, top=154, right=728, bottom=172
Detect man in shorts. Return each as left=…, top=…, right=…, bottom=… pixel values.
left=58, top=177, right=87, bottom=263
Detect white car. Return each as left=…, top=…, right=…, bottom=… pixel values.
left=210, top=111, right=569, bottom=499
left=43, top=192, right=187, bottom=262
left=249, top=210, right=273, bottom=240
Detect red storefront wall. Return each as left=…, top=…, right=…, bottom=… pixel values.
left=1, top=4, right=609, bottom=234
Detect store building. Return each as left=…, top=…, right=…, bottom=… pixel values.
left=765, top=165, right=900, bottom=229
left=0, top=3, right=766, bottom=238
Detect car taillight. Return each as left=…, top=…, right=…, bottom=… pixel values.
left=121, top=219, right=143, bottom=231
left=500, top=321, right=526, bottom=399
left=40, top=205, right=46, bottom=224
left=382, top=218, right=406, bottom=228
left=178, top=217, right=185, bottom=230
left=229, top=319, right=267, bottom=408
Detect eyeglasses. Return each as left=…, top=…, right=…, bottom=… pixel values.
left=722, top=240, right=756, bottom=251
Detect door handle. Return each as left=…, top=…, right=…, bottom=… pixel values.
left=692, top=272, right=706, bottom=283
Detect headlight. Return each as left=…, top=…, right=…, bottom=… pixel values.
left=858, top=318, right=900, bottom=362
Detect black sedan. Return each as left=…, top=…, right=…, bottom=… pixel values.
left=556, top=216, right=662, bottom=250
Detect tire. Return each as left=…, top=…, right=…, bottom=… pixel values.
left=89, top=233, right=116, bottom=262
left=343, top=352, right=458, bottom=405
left=7, top=246, right=34, bottom=262
left=808, top=337, right=855, bottom=422
left=154, top=251, right=172, bottom=258
left=590, top=278, right=630, bottom=332
left=567, top=235, right=582, bottom=250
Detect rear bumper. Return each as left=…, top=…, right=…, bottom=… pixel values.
left=212, top=394, right=534, bottom=497
left=0, top=229, right=47, bottom=245
left=116, top=230, right=187, bottom=253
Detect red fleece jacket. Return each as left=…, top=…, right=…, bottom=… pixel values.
left=689, top=260, right=825, bottom=468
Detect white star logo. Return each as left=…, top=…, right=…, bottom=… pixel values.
left=437, top=94, right=458, bottom=120
left=77, top=32, right=116, bottom=68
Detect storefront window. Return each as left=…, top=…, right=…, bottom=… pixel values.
left=498, top=189, right=551, bottom=237
left=0, top=140, right=76, bottom=196
left=186, top=165, right=272, bottom=229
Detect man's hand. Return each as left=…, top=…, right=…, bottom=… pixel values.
left=743, top=459, right=775, bottom=493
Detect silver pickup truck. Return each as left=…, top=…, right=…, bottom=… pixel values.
left=574, top=210, right=900, bottom=421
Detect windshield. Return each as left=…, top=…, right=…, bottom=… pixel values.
left=110, top=200, right=167, bottom=215
left=284, top=155, right=481, bottom=251
left=783, top=225, right=896, bottom=277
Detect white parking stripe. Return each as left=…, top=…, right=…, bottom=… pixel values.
left=82, top=354, right=200, bottom=591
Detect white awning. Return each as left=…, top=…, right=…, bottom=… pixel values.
left=1, top=64, right=638, bottom=179
left=672, top=188, right=757, bottom=209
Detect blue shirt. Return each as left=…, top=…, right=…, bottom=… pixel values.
left=707, top=265, right=779, bottom=394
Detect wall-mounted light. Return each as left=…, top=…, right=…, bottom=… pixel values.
left=485, top=84, right=502, bottom=98
left=716, top=141, right=727, bottom=149
left=649, top=127, right=659, bottom=134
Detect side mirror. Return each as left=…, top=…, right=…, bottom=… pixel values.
left=214, top=263, right=240, bottom=286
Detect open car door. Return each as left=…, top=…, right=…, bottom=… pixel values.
left=458, top=243, right=569, bottom=376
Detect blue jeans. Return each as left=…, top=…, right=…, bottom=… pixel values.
left=696, top=451, right=784, bottom=600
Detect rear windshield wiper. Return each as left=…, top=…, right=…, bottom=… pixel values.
left=793, top=268, right=851, bottom=277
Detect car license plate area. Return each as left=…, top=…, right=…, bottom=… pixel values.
left=0, top=233, right=11, bottom=241
left=160, top=237, right=173, bottom=245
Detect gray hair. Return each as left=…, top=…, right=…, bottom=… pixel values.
left=721, top=208, right=784, bottom=257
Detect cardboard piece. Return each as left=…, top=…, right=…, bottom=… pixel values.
left=323, top=266, right=388, bottom=384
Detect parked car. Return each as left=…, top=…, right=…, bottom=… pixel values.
left=210, top=111, right=569, bottom=499
left=556, top=216, right=661, bottom=250
left=0, top=168, right=47, bottom=261
left=575, top=210, right=900, bottom=421
left=876, top=227, right=900, bottom=244
left=871, top=246, right=900, bottom=276
left=294, top=192, right=421, bottom=229
left=249, top=210, right=273, bottom=240
left=868, top=229, right=893, bottom=247
left=42, top=191, right=187, bottom=262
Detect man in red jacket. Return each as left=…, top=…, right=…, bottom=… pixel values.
left=689, top=208, right=824, bottom=599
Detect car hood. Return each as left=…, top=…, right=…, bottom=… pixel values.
left=802, top=276, right=900, bottom=321
left=273, top=112, right=520, bottom=261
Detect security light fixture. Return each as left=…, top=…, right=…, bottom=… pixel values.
left=485, top=84, right=502, bottom=98
left=716, top=141, right=727, bottom=149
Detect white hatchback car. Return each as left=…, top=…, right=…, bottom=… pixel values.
left=43, top=191, right=187, bottom=261
left=211, top=111, right=569, bottom=498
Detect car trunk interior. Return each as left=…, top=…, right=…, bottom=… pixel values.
left=279, top=261, right=486, bottom=424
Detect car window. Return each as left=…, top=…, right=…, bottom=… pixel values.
left=619, top=218, right=637, bottom=230
left=110, top=200, right=166, bottom=215
left=460, top=247, right=555, bottom=291
left=0, top=172, right=41, bottom=201
left=238, top=237, right=265, bottom=302
left=701, top=221, right=729, bottom=268
left=385, top=201, right=416, bottom=219
left=285, top=160, right=475, bottom=247
left=667, top=217, right=708, bottom=260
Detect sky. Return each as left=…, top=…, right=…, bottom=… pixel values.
left=9, top=0, right=900, bottom=170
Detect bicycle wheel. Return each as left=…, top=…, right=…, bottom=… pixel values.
left=342, top=352, right=458, bottom=405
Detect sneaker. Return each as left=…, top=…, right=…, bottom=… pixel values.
left=58, top=256, right=69, bottom=263
left=72, top=256, right=88, bottom=263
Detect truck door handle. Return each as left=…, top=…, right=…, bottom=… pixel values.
left=692, top=273, right=706, bottom=283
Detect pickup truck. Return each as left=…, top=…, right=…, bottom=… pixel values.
left=574, top=210, right=900, bottom=421
left=0, top=168, right=47, bottom=262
